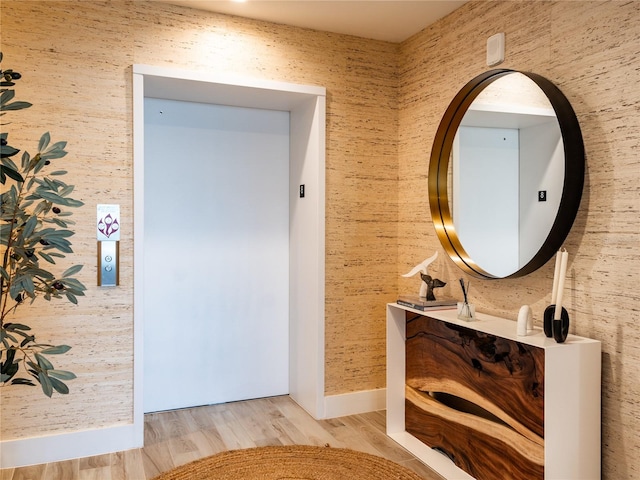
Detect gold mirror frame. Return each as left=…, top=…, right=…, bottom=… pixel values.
left=428, top=69, right=585, bottom=279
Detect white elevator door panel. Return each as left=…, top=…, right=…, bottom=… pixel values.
left=455, top=126, right=519, bottom=278
left=143, top=98, right=290, bottom=413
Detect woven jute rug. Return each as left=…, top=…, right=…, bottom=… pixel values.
left=152, top=445, right=424, bottom=480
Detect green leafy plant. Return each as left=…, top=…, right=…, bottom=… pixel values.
left=1, top=52, right=86, bottom=396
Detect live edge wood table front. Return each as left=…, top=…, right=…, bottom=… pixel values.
left=386, top=303, right=601, bottom=480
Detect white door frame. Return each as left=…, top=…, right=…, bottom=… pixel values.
left=133, top=65, right=326, bottom=443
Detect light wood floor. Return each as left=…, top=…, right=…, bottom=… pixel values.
left=1, top=395, right=444, bottom=480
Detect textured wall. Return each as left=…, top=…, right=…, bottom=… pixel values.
left=1, top=1, right=639, bottom=478
left=398, top=1, right=640, bottom=478
left=0, top=0, right=398, bottom=438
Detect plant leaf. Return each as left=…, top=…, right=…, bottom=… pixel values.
left=42, top=237, right=73, bottom=254
left=38, top=372, right=53, bottom=397
left=11, top=378, right=36, bottom=386
left=4, top=323, right=31, bottom=331
left=64, top=198, right=84, bottom=208
left=2, top=101, right=32, bottom=111
left=50, top=218, right=69, bottom=228
left=0, top=89, right=16, bottom=104
left=20, top=335, right=36, bottom=347
left=3, top=332, right=17, bottom=343
left=1, top=347, right=17, bottom=367
left=65, top=292, right=78, bottom=304
left=40, top=345, right=71, bottom=355
left=49, top=376, right=70, bottom=394
left=22, top=215, right=38, bottom=239
left=35, top=352, right=54, bottom=371
left=0, top=145, right=20, bottom=158
left=34, top=189, right=67, bottom=205
left=38, top=251, right=56, bottom=264
left=48, top=369, right=76, bottom=380
left=40, top=147, right=68, bottom=161
left=38, top=132, right=51, bottom=152
left=60, top=278, right=86, bottom=291
left=61, top=265, right=83, bottom=277
left=58, top=185, right=75, bottom=197
left=45, top=141, right=67, bottom=154
left=1, top=154, right=20, bottom=171
left=0, top=164, right=24, bottom=183
left=21, top=150, right=31, bottom=170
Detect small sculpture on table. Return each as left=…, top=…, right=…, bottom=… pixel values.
left=402, top=252, right=447, bottom=301
left=419, top=273, right=446, bottom=301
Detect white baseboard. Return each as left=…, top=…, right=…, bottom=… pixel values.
left=2, top=389, right=385, bottom=468
left=0, top=423, right=143, bottom=469
left=322, top=388, right=386, bottom=419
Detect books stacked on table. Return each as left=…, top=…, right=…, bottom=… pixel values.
left=396, top=295, right=457, bottom=311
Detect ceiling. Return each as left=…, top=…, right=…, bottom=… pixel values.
left=155, top=1, right=468, bottom=43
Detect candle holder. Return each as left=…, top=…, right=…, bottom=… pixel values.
left=543, top=304, right=569, bottom=343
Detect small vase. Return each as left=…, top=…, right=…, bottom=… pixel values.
left=457, top=302, right=475, bottom=321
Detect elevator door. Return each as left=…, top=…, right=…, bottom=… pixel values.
left=143, top=98, right=290, bottom=413
left=454, top=126, right=519, bottom=278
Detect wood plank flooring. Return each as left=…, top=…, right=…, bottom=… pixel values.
left=1, top=395, right=444, bottom=479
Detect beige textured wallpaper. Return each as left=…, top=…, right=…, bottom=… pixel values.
left=1, top=0, right=638, bottom=478
left=0, top=0, right=398, bottom=439
left=398, top=1, right=639, bottom=478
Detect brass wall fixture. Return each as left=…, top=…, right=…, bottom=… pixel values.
left=428, top=69, right=585, bottom=279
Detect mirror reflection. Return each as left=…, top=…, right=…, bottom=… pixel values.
left=450, top=73, right=564, bottom=277
left=429, top=69, right=584, bottom=279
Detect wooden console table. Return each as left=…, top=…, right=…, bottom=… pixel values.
left=386, top=303, right=601, bottom=479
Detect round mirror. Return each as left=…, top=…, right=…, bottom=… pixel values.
left=429, top=69, right=584, bottom=279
